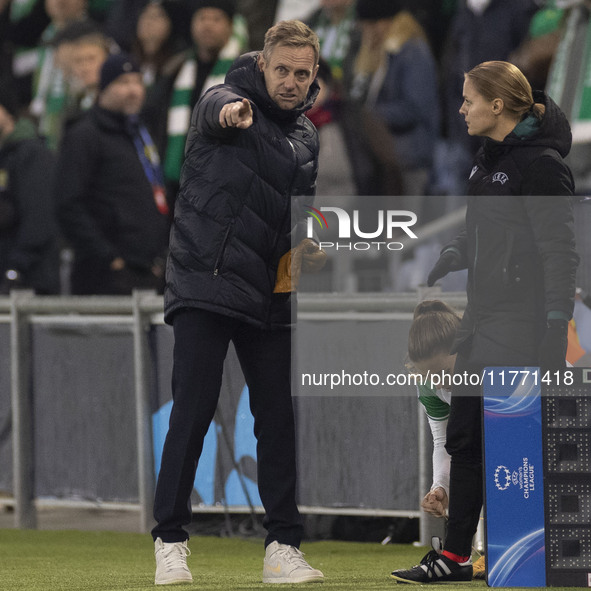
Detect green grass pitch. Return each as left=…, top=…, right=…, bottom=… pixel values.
left=0, top=529, right=586, bottom=590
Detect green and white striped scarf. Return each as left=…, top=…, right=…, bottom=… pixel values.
left=164, top=15, right=247, bottom=184
left=10, top=0, right=37, bottom=20
left=29, top=24, right=69, bottom=152
left=312, top=5, right=355, bottom=82
left=11, top=0, right=42, bottom=82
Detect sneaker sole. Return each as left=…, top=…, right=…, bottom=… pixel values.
left=263, top=575, right=324, bottom=584
left=155, top=576, right=193, bottom=585
left=390, top=573, right=472, bottom=584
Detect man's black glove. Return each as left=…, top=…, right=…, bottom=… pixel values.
left=538, top=319, right=568, bottom=371
left=427, top=250, right=463, bottom=287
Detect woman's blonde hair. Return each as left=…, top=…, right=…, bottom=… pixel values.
left=355, top=11, right=427, bottom=75
left=465, top=60, right=545, bottom=119
left=408, top=300, right=461, bottom=363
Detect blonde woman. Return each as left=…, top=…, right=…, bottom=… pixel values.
left=348, top=0, right=439, bottom=198
left=392, top=61, right=578, bottom=584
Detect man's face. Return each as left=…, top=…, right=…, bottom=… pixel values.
left=45, top=0, right=86, bottom=25
left=191, top=8, right=232, bottom=54
left=258, top=44, right=318, bottom=110
left=70, top=42, right=108, bottom=89
left=99, top=72, right=145, bottom=115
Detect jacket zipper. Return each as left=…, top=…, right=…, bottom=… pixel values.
left=213, top=220, right=234, bottom=276
left=269, top=138, right=299, bottom=266
left=265, top=137, right=299, bottom=322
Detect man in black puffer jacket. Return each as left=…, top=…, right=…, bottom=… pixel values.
left=152, top=20, right=325, bottom=586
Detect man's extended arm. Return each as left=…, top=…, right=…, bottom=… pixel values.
left=192, top=86, right=254, bottom=138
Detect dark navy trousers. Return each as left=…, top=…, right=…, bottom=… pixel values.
left=152, top=308, right=303, bottom=548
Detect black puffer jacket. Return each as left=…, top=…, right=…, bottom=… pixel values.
left=164, top=52, right=320, bottom=327
left=446, top=92, right=579, bottom=364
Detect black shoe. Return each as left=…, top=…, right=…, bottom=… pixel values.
left=391, top=537, right=473, bottom=584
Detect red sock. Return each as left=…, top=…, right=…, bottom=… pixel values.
left=442, top=550, right=470, bottom=564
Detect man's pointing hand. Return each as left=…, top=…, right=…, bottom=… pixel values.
left=219, top=99, right=253, bottom=129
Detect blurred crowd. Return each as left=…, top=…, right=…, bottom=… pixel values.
left=0, top=0, right=585, bottom=295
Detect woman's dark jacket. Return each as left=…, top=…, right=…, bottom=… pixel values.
left=446, top=92, right=579, bottom=364
left=164, top=52, right=320, bottom=327
left=373, top=38, right=440, bottom=170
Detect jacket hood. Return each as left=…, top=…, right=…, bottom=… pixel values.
left=225, top=51, right=320, bottom=122
left=484, top=91, right=572, bottom=158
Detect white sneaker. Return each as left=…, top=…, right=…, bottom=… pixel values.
left=263, top=541, right=324, bottom=584
left=154, top=537, right=193, bottom=585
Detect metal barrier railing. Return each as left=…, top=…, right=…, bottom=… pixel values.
left=1, top=289, right=467, bottom=540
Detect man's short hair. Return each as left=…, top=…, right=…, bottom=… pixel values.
left=262, top=20, right=319, bottom=66
left=52, top=20, right=109, bottom=51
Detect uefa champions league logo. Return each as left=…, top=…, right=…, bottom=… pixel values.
left=493, top=460, right=536, bottom=498
left=494, top=465, right=511, bottom=491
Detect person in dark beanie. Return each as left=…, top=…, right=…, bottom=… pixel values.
left=55, top=52, right=170, bottom=295
left=0, top=79, right=60, bottom=295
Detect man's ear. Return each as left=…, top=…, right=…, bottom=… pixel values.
left=257, top=53, right=265, bottom=72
